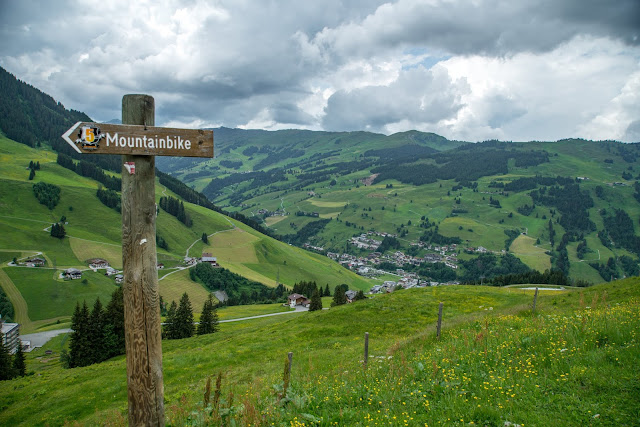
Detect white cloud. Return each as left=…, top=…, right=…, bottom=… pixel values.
left=0, top=0, right=638, bottom=141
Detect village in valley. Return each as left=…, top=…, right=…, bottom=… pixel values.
left=306, top=230, right=496, bottom=294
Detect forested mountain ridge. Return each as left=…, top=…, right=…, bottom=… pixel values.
left=1, top=64, right=639, bottom=286
left=157, top=128, right=640, bottom=285
left=0, top=66, right=91, bottom=152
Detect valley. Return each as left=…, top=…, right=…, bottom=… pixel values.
left=0, top=65, right=638, bottom=426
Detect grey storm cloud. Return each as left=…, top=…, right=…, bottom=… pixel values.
left=624, top=120, right=640, bottom=142
left=0, top=0, right=638, bottom=141
left=303, top=0, right=640, bottom=60
left=322, top=66, right=468, bottom=132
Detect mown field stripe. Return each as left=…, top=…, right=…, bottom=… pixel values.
left=0, top=268, right=31, bottom=328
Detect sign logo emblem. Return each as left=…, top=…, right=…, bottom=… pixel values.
left=76, top=125, right=104, bottom=150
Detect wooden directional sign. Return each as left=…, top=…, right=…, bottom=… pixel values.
left=62, top=121, right=213, bottom=157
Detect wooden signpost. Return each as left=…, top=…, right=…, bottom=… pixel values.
left=63, top=95, right=213, bottom=426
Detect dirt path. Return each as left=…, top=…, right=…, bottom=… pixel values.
left=0, top=268, right=31, bottom=329
left=184, top=217, right=237, bottom=258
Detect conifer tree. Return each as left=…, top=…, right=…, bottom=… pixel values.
left=175, top=293, right=195, bottom=339
left=197, top=294, right=219, bottom=335
left=68, top=301, right=91, bottom=368
left=331, top=286, right=347, bottom=307
left=12, top=344, right=25, bottom=377
left=309, top=288, right=322, bottom=311
left=104, top=287, right=125, bottom=358
left=88, top=298, right=105, bottom=363
left=201, top=233, right=208, bottom=244
left=354, top=290, right=366, bottom=301
left=28, top=168, right=35, bottom=180
left=164, top=301, right=178, bottom=339
left=324, top=284, right=331, bottom=297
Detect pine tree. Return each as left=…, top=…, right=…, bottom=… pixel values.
left=28, top=168, right=35, bottom=180
left=354, top=290, right=366, bottom=301
left=331, top=286, right=347, bottom=307
left=88, top=298, right=105, bottom=364
left=201, top=233, right=208, bottom=244
left=104, top=287, right=125, bottom=358
left=0, top=332, right=14, bottom=380
left=175, top=293, right=195, bottom=339
left=68, top=301, right=91, bottom=367
left=12, top=344, right=26, bottom=377
left=164, top=301, right=178, bottom=339
left=197, top=294, right=219, bottom=335
left=50, top=222, right=66, bottom=239
left=324, top=284, right=331, bottom=297
left=309, top=288, right=322, bottom=311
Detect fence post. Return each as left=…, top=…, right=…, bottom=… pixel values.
left=364, top=332, right=369, bottom=368
left=436, top=302, right=444, bottom=340
left=288, top=351, right=293, bottom=373
left=532, top=287, right=539, bottom=314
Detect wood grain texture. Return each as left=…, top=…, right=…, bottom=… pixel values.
left=121, top=94, right=165, bottom=426
left=66, top=121, right=213, bottom=157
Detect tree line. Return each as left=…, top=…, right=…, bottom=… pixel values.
left=159, top=195, right=192, bottom=227
left=0, top=287, right=14, bottom=321
left=530, top=184, right=595, bottom=232
left=372, top=145, right=549, bottom=186
left=57, top=153, right=121, bottom=191
left=0, top=335, right=26, bottom=381
left=283, top=219, right=331, bottom=246
left=459, top=253, right=530, bottom=282
left=601, top=208, right=640, bottom=255
left=96, top=187, right=121, bottom=212
left=63, top=287, right=125, bottom=368
left=462, top=269, right=583, bottom=287
left=0, top=66, right=91, bottom=150
left=504, top=175, right=574, bottom=193
left=189, top=263, right=289, bottom=306
left=163, top=293, right=219, bottom=340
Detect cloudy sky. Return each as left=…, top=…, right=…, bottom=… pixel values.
left=1, top=0, right=639, bottom=142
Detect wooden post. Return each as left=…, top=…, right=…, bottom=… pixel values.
left=288, top=351, right=293, bottom=373
left=364, top=332, right=369, bottom=368
left=532, top=287, right=539, bottom=314
left=121, top=94, right=164, bottom=426
left=436, top=302, right=444, bottom=339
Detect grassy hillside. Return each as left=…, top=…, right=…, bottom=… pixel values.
left=0, top=277, right=637, bottom=425
left=0, top=136, right=373, bottom=331
left=160, top=130, right=640, bottom=284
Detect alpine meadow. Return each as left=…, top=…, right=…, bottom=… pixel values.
left=1, top=4, right=640, bottom=424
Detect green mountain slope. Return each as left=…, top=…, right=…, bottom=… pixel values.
left=160, top=132, right=640, bottom=284
left=0, top=136, right=373, bottom=332
left=0, top=277, right=637, bottom=425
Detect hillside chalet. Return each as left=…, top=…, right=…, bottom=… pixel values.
left=63, top=268, right=82, bottom=280
left=201, top=252, right=219, bottom=267
left=88, top=258, right=109, bottom=269
left=24, top=257, right=45, bottom=267
left=287, top=293, right=310, bottom=308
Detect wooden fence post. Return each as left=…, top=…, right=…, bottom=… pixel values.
left=288, top=351, right=293, bottom=373
left=532, top=287, right=539, bottom=314
left=121, top=94, right=164, bottom=426
left=436, top=302, right=444, bottom=340
left=364, top=332, right=369, bottom=368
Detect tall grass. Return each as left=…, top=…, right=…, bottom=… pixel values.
left=168, top=290, right=640, bottom=426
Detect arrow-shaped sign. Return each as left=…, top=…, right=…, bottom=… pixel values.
left=62, top=122, right=213, bottom=158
